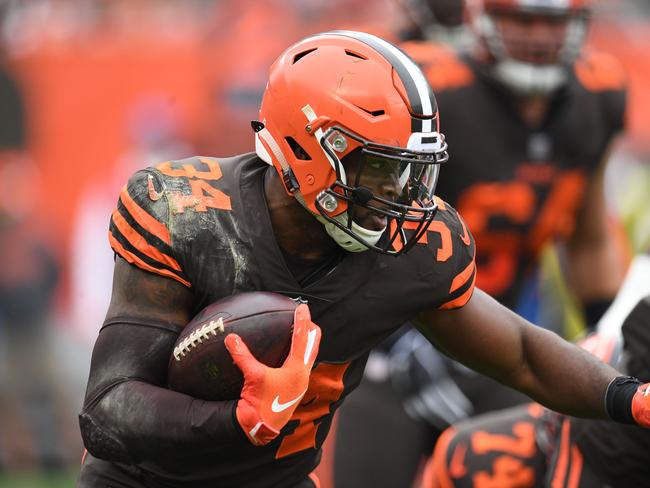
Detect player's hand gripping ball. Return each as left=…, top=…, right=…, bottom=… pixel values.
left=225, top=302, right=321, bottom=445
left=168, top=292, right=301, bottom=401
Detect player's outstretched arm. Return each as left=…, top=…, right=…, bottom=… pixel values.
left=415, top=288, right=644, bottom=424
left=79, top=257, right=249, bottom=465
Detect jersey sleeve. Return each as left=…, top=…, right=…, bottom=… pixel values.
left=432, top=199, right=477, bottom=310
left=108, top=169, right=191, bottom=287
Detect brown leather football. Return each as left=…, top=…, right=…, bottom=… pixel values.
left=168, top=292, right=298, bottom=401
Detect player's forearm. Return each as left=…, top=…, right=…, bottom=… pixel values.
left=79, top=319, right=249, bottom=464
left=426, top=290, right=620, bottom=419
left=80, top=380, right=245, bottom=464
left=512, top=324, right=619, bottom=419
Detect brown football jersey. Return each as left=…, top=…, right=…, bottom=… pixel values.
left=106, top=153, right=475, bottom=486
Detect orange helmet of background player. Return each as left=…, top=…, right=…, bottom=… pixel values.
left=467, top=0, right=592, bottom=94
left=254, top=31, right=448, bottom=255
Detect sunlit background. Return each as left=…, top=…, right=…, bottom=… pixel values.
left=0, top=0, right=648, bottom=486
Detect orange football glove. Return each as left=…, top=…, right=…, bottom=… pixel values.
left=224, top=303, right=321, bottom=445
left=631, top=383, right=650, bottom=428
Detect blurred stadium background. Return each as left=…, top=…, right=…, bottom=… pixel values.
left=0, top=0, right=648, bottom=486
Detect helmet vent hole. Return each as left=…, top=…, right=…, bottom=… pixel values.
left=285, top=137, right=312, bottom=160
left=293, top=48, right=318, bottom=64
left=353, top=104, right=385, bottom=117
left=345, top=49, right=367, bottom=60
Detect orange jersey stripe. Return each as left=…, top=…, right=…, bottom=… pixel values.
left=111, top=209, right=182, bottom=272
left=119, top=185, right=171, bottom=245
left=449, top=260, right=476, bottom=294
left=458, top=215, right=470, bottom=246
left=567, top=445, right=584, bottom=488
left=439, top=270, right=476, bottom=310
left=109, top=232, right=191, bottom=288
left=551, top=420, right=571, bottom=488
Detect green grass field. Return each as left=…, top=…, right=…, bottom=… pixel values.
left=0, top=471, right=77, bottom=488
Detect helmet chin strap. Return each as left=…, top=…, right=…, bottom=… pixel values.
left=315, top=212, right=386, bottom=253
left=298, top=103, right=386, bottom=252
left=492, top=59, right=567, bottom=96
left=290, top=186, right=385, bottom=253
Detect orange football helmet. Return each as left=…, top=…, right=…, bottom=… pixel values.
left=467, top=0, right=592, bottom=94
left=254, top=31, right=448, bottom=255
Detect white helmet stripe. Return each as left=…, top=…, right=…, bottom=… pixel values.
left=325, top=30, right=436, bottom=133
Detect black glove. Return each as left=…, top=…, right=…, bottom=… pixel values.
left=387, top=327, right=473, bottom=429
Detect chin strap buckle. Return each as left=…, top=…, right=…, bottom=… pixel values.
left=282, top=168, right=300, bottom=193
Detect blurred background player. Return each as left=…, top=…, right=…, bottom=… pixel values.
left=333, top=1, right=630, bottom=486
left=422, top=247, right=650, bottom=488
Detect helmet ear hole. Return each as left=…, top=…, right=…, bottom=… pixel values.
left=285, top=137, right=312, bottom=161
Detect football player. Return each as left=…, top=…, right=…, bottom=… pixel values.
left=333, top=1, right=630, bottom=486
left=422, top=250, right=650, bottom=488
left=77, top=31, right=646, bottom=488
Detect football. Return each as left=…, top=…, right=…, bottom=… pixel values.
left=168, top=291, right=299, bottom=401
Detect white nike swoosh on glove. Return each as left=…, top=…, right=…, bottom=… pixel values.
left=271, top=388, right=307, bottom=413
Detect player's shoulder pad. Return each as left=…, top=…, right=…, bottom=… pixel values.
left=109, top=165, right=191, bottom=288
left=574, top=49, right=628, bottom=133
left=400, top=40, right=474, bottom=92
left=574, top=49, right=628, bottom=93
left=429, top=197, right=477, bottom=310
left=153, top=156, right=234, bottom=214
